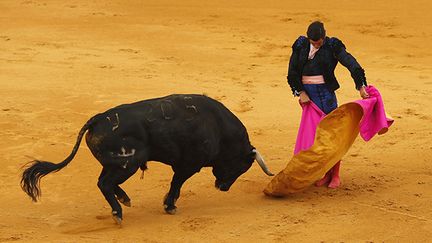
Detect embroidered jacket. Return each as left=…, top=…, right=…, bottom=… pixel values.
left=287, top=36, right=367, bottom=96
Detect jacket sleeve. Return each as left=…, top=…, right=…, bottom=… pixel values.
left=287, top=37, right=306, bottom=96
left=330, top=38, right=367, bottom=90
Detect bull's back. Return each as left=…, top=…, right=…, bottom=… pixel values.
left=86, top=94, right=249, bottom=163
left=161, top=94, right=246, bottom=135
left=141, top=94, right=248, bottom=160
left=126, top=94, right=244, bottom=131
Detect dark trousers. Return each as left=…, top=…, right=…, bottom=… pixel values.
left=303, top=83, right=341, bottom=182
left=303, top=84, right=338, bottom=114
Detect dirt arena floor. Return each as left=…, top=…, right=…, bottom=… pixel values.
left=1, top=0, right=431, bottom=242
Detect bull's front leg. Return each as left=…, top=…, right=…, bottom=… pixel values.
left=163, top=169, right=197, bottom=214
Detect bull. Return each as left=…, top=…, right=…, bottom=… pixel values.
left=21, top=94, right=273, bottom=224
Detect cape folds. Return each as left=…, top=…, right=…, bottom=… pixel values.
left=264, top=86, right=393, bottom=196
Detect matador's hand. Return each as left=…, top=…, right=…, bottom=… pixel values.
left=359, top=86, right=369, bottom=99
left=299, top=91, right=311, bottom=103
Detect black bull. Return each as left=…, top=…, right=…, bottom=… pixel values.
left=21, top=94, right=273, bottom=224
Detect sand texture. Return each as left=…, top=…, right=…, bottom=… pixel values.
left=1, top=0, right=431, bottom=242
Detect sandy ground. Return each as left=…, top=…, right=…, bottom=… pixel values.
left=1, top=0, right=431, bottom=242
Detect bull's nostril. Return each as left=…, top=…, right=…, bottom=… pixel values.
left=219, top=185, right=229, bottom=191
left=215, top=180, right=229, bottom=191
left=218, top=183, right=230, bottom=191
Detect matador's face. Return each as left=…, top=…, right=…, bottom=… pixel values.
left=309, top=38, right=324, bottom=49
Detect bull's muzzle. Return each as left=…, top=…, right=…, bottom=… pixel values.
left=215, top=180, right=231, bottom=191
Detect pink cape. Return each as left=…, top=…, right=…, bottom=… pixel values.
left=264, top=85, right=394, bottom=197
left=295, top=85, right=393, bottom=153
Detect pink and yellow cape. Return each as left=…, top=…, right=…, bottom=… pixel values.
left=264, top=86, right=394, bottom=197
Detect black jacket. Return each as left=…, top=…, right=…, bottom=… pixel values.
left=287, top=36, right=367, bottom=96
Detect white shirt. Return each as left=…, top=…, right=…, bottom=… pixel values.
left=308, top=44, right=320, bottom=60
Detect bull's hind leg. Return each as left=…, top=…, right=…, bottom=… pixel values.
left=163, top=167, right=198, bottom=214
left=98, top=165, right=138, bottom=225
left=99, top=169, right=131, bottom=206
left=115, top=186, right=131, bottom=207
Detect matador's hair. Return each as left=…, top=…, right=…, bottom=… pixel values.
left=307, top=21, right=326, bottom=41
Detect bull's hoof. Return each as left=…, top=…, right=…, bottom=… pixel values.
left=112, top=211, right=122, bottom=226
left=112, top=215, right=122, bottom=226
left=118, top=198, right=131, bottom=207
left=116, top=195, right=131, bottom=207
left=164, top=205, right=177, bottom=215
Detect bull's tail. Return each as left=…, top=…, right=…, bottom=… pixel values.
left=21, top=115, right=99, bottom=202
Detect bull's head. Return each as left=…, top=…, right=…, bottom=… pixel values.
left=213, top=149, right=273, bottom=191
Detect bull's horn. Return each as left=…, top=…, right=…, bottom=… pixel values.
left=252, top=149, right=274, bottom=176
